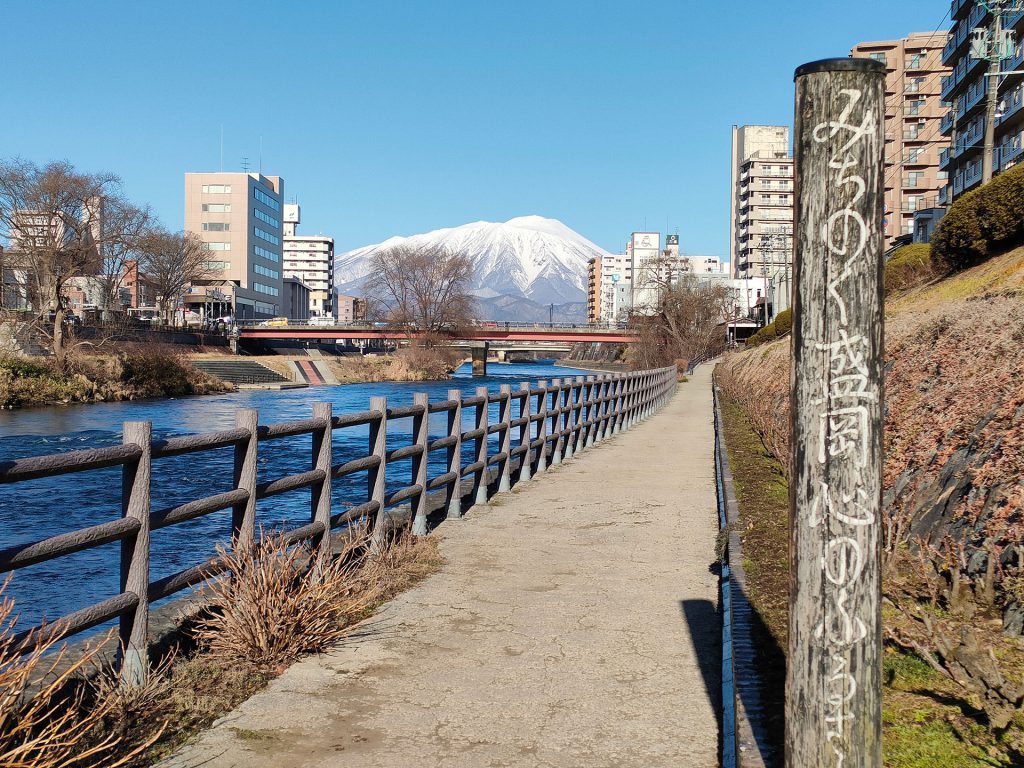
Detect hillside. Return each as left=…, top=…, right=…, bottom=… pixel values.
left=715, top=248, right=1024, bottom=760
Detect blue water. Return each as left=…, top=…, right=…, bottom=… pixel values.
left=0, top=361, right=589, bottom=634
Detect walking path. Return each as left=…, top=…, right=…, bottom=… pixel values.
left=163, top=365, right=721, bottom=768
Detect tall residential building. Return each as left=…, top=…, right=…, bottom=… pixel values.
left=184, top=172, right=285, bottom=320
left=628, top=231, right=661, bottom=311
left=852, top=33, right=950, bottom=248
left=729, top=125, right=794, bottom=280
left=282, top=204, right=335, bottom=317
left=939, top=2, right=1024, bottom=203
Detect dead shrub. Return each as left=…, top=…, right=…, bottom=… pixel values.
left=194, top=530, right=377, bottom=672
left=0, top=580, right=156, bottom=768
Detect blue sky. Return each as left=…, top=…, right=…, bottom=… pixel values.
left=2, top=0, right=949, bottom=258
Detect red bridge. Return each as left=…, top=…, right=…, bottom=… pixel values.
left=238, top=322, right=639, bottom=344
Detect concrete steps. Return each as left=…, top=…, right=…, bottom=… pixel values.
left=192, top=360, right=293, bottom=386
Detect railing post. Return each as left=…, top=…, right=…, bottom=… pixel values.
left=368, top=396, right=388, bottom=551
left=446, top=389, right=463, bottom=519
left=788, top=57, right=885, bottom=768
left=311, top=403, right=333, bottom=565
left=536, top=381, right=548, bottom=473
left=119, top=420, right=151, bottom=687
left=598, top=376, right=610, bottom=438
left=610, top=375, right=623, bottom=435
left=518, top=382, right=533, bottom=481
left=411, top=393, right=429, bottom=536
left=498, top=385, right=512, bottom=492
left=549, top=378, right=563, bottom=465
left=232, top=408, right=259, bottom=550
left=473, top=386, right=489, bottom=505
left=566, top=377, right=582, bottom=459
left=585, top=375, right=597, bottom=447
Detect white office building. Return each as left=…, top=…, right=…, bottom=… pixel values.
left=282, top=204, right=334, bottom=317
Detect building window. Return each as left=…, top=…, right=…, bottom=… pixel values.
left=254, top=227, right=280, bottom=246
left=202, top=203, right=231, bottom=213
left=869, top=52, right=887, bottom=65
left=906, top=53, right=923, bottom=70
left=203, top=261, right=231, bottom=270
left=253, top=208, right=280, bottom=228
left=202, top=222, right=230, bottom=231
left=253, top=187, right=280, bottom=212
left=201, top=184, right=232, bottom=194
left=254, top=282, right=280, bottom=297
left=254, top=264, right=279, bottom=279
left=254, top=244, right=279, bottom=263
left=255, top=301, right=276, bottom=314
left=204, top=242, right=231, bottom=251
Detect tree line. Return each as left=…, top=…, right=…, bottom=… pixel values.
left=0, top=159, right=210, bottom=369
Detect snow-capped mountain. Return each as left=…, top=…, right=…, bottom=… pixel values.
left=334, top=215, right=608, bottom=307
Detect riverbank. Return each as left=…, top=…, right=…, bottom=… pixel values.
left=0, top=348, right=231, bottom=409
left=555, top=357, right=628, bottom=372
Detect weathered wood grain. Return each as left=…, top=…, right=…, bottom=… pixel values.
left=788, top=57, right=886, bottom=768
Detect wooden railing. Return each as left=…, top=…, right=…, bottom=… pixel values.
left=0, top=365, right=677, bottom=681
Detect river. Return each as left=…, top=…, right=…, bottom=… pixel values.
left=0, top=360, right=591, bottom=634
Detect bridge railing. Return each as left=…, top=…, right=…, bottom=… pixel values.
left=234, top=320, right=631, bottom=332
left=0, top=365, right=677, bottom=680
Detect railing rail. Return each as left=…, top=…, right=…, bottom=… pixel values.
left=0, top=365, right=678, bottom=681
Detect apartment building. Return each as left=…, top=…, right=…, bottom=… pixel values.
left=335, top=294, right=366, bottom=324
left=940, top=1, right=1024, bottom=201
left=184, top=172, right=285, bottom=320
left=282, top=203, right=334, bottom=317
left=852, top=33, right=950, bottom=248
left=729, top=125, right=794, bottom=280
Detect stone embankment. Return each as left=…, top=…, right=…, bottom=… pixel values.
left=163, top=366, right=721, bottom=768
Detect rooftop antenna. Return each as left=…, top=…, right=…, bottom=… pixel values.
left=241, top=156, right=250, bottom=173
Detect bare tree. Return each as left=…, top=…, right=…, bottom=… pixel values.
left=138, top=230, right=212, bottom=325
left=0, top=159, right=125, bottom=369
left=627, top=274, right=735, bottom=369
left=362, top=243, right=475, bottom=342
left=94, top=198, right=153, bottom=321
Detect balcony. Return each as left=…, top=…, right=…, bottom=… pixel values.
left=938, top=185, right=949, bottom=205
left=953, top=0, right=970, bottom=20
left=902, top=176, right=928, bottom=190
left=939, top=147, right=952, bottom=169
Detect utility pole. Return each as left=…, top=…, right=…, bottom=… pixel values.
left=983, top=1, right=1005, bottom=184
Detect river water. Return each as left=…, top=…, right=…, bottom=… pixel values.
left=0, top=360, right=589, bottom=634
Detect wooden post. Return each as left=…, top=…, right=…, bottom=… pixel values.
left=232, top=408, right=259, bottom=550
left=311, top=403, right=333, bottom=565
left=566, top=377, right=582, bottom=459
left=446, top=389, right=463, bottom=519
left=518, top=382, right=533, bottom=481
left=788, top=57, right=886, bottom=768
left=411, top=393, right=429, bottom=536
left=368, top=396, right=388, bottom=551
left=549, top=379, right=563, bottom=465
left=119, top=421, right=151, bottom=687
left=498, top=384, right=512, bottom=492
left=536, top=381, right=548, bottom=473
left=473, top=386, right=489, bottom=505
left=585, top=376, right=597, bottom=447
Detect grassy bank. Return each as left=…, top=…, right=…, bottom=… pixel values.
left=0, top=348, right=231, bottom=408
left=718, top=389, right=1022, bottom=767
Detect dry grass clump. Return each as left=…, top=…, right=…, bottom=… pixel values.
left=194, top=531, right=376, bottom=673
left=0, top=580, right=157, bottom=768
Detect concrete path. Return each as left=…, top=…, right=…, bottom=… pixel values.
left=163, top=365, right=721, bottom=768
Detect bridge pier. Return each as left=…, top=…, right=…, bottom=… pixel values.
left=471, top=342, right=488, bottom=376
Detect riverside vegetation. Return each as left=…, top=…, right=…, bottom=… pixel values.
left=715, top=235, right=1024, bottom=765
left=0, top=346, right=230, bottom=409
left=0, top=527, right=443, bottom=767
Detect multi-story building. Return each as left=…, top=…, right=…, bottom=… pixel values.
left=335, top=294, right=366, bottom=324
left=729, top=125, right=794, bottom=280
left=595, top=254, right=633, bottom=323
left=939, top=2, right=1024, bottom=203
left=852, top=33, right=950, bottom=248
left=184, top=172, right=285, bottom=320
left=283, top=204, right=334, bottom=317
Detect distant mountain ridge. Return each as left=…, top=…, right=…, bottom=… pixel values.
left=334, top=216, right=609, bottom=319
